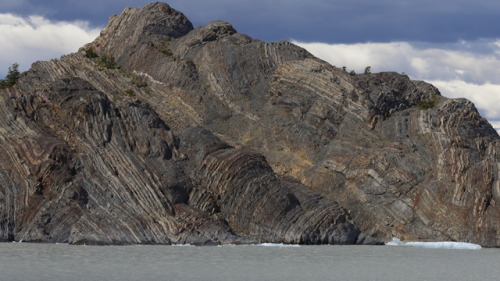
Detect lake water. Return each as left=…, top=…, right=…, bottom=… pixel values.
left=0, top=243, right=499, bottom=281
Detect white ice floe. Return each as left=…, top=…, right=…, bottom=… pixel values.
left=256, top=243, right=301, bottom=247
left=216, top=243, right=300, bottom=247
left=172, top=244, right=194, bottom=247
left=386, top=238, right=482, bottom=250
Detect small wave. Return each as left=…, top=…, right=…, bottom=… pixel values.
left=386, top=238, right=481, bottom=250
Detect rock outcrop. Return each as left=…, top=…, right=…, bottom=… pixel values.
left=1, top=2, right=499, bottom=246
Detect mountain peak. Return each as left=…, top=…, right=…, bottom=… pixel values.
left=2, top=2, right=500, bottom=246
left=89, top=2, right=193, bottom=55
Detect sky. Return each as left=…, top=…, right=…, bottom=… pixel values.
left=0, top=0, right=499, bottom=134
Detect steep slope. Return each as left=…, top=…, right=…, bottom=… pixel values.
left=1, top=2, right=499, bottom=246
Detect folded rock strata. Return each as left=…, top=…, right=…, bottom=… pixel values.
left=0, top=2, right=499, bottom=246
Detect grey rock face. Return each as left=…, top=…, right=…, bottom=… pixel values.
left=1, top=2, right=499, bottom=246
left=0, top=75, right=364, bottom=244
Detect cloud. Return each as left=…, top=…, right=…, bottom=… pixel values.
left=0, top=0, right=31, bottom=10
left=0, top=13, right=100, bottom=76
left=167, top=0, right=500, bottom=43
left=293, top=40, right=500, bottom=83
left=429, top=80, right=500, bottom=118
left=491, top=121, right=500, bottom=136
left=4, top=0, right=500, bottom=43
left=292, top=41, right=416, bottom=74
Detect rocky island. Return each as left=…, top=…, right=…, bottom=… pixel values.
left=0, top=2, right=499, bottom=246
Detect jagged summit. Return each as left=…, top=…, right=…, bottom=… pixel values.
left=1, top=2, right=499, bottom=246
left=89, top=2, right=193, bottom=60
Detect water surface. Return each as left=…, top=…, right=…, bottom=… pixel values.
left=0, top=243, right=498, bottom=281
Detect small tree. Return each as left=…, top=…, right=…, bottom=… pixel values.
left=364, top=66, right=372, bottom=74
left=96, top=55, right=120, bottom=70
left=84, top=48, right=98, bottom=59
left=0, top=63, right=20, bottom=88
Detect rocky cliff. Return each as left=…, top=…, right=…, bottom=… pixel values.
left=1, top=2, right=499, bottom=246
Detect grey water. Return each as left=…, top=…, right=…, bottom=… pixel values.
left=0, top=243, right=499, bottom=281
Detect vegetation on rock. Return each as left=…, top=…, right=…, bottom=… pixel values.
left=0, top=63, right=20, bottom=89
left=416, top=94, right=440, bottom=110
left=96, top=54, right=120, bottom=70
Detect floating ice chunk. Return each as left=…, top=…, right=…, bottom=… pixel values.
left=172, top=244, right=194, bottom=247
left=257, top=243, right=300, bottom=247
left=217, top=244, right=236, bottom=247
left=386, top=238, right=482, bottom=250
left=386, top=238, right=404, bottom=246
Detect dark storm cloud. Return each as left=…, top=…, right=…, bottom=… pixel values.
left=1, top=0, right=499, bottom=43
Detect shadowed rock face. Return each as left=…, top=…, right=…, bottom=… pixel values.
left=1, top=2, right=499, bottom=246
left=0, top=77, right=364, bottom=245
